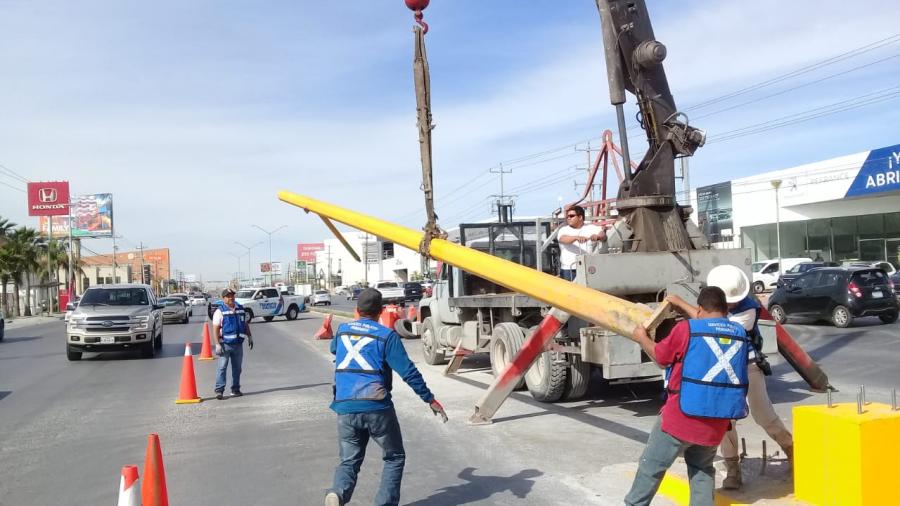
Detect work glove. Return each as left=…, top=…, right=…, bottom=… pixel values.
left=215, top=343, right=223, bottom=356
left=248, top=336, right=254, bottom=350
left=430, top=399, right=448, bottom=423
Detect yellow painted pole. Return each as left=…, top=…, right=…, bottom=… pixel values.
left=279, top=191, right=652, bottom=336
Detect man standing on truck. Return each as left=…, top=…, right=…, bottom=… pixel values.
left=557, top=205, right=606, bottom=281
left=666, top=265, right=793, bottom=490
left=211, top=287, right=254, bottom=400
left=624, top=287, right=750, bottom=506
left=325, top=288, right=447, bottom=506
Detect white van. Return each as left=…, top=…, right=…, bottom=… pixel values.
left=751, top=257, right=812, bottom=293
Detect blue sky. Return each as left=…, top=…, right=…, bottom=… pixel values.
left=1, top=0, right=899, bottom=283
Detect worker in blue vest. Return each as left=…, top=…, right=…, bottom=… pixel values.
left=325, top=288, right=447, bottom=506
left=211, top=287, right=253, bottom=400
left=666, top=265, right=793, bottom=490
left=624, top=286, right=750, bottom=506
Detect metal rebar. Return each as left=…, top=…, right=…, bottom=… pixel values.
left=740, top=437, right=747, bottom=458
left=861, top=384, right=868, bottom=405
left=827, top=388, right=833, bottom=408
left=892, top=388, right=897, bottom=411
left=761, top=440, right=768, bottom=475
left=857, top=392, right=864, bottom=414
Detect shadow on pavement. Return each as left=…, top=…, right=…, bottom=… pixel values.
left=241, top=382, right=330, bottom=397
left=405, top=467, right=543, bottom=506
left=1, top=335, right=44, bottom=343
left=0, top=391, right=11, bottom=401
left=82, top=342, right=193, bottom=360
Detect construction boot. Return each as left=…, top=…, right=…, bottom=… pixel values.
left=324, top=491, right=342, bottom=506
left=722, top=457, right=743, bottom=490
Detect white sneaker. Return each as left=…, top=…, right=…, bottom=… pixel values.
left=324, top=491, right=341, bottom=506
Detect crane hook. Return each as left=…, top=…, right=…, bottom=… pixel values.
left=404, top=0, right=430, bottom=34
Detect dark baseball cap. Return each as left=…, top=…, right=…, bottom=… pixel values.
left=357, top=288, right=383, bottom=316
left=222, top=287, right=236, bottom=297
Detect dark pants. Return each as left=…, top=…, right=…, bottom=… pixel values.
left=330, top=408, right=406, bottom=506
left=625, top=417, right=718, bottom=506
left=559, top=269, right=576, bottom=281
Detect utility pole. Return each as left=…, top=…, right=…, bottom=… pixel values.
left=326, top=244, right=332, bottom=290
left=490, top=163, right=516, bottom=221
left=363, top=233, right=369, bottom=286
left=234, top=241, right=262, bottom=286
left=138, top=242, right=146, bottom=284
left=112, top=234, right=119, bottom=284
left=680, top=157, right=691, bottom=206
left=251, top=224, right=287, bottom=285
left=771, top=180, right=783, bottom=273
left=575, top=141, right=597, bottom=204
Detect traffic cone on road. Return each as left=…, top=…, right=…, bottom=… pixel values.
left=314, top=314, right=334, bottom=340
left=198, top=322, right=214, bottom=361
left=406, top=305, right=417, bottom=322
left=117, top=465, right=140, bottom=506
left=141, top=433, right=169, bottom=506
left=175, top=342, right=201, bottom=404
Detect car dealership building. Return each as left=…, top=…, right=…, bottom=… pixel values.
left=694, top=142, right=900, bottom=269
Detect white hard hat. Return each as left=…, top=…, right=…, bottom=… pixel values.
left=706, top=265, right=750, bottom=304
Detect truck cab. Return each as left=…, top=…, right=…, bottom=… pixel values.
left=232, top=287, right=305, bottom=322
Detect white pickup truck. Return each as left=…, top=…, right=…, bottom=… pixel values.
left=374, top=281, right=406, bottom=305
left=232, top=287, right=306, bottom=322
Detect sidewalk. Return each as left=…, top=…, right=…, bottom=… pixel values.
left=3, top=313, right=64, bottom=330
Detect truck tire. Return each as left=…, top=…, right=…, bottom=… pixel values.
left=286, top=305, right=299, bottom=320
left=563, top=355, right=590, bottom=400
left=154, top=326, right=163, bottom=350
left=421, top=317, right=447, bottom=365
left=490, top=322, right=526, bottom=390
left=525, top=349, right=568, bottom=402
left=394, top=319, right=418, bottom=339
left=141, top=340, right=156, bottom=359
left=66, top=345, right=82, bottom=361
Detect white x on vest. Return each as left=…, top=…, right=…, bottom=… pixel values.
left=700, top=336, right=743, bottom=384
left=337, top=335, right=376, bottom=370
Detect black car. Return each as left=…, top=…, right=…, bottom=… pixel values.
left=345, top=287, right=362, bottom=301
left=403, top=282, right=423, bottom=301
left=892, top=271, right=900, bottom=298
left=777, top=261, right=840, bottom=287
left=207, top=298, right=222, bottom=320
left=768, top=267, right=898, bottom=328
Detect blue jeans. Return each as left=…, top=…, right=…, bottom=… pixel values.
left=215, top=342, right=243, bottom=393
left=330, top=408, right=406, bottom=506
left=625, top=417, right=718, bottom=506
left=559, top=269, right=576, bottom=281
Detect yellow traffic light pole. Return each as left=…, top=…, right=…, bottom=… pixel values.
left=278, top=191, right=653, bottom=336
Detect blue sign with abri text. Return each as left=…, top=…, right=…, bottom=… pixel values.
left=845, top=143, right=900, bottom=197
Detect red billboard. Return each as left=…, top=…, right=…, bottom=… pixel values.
left=297, top=242, right=325, bottom=262
left=27, top=181, right=70, bottom=216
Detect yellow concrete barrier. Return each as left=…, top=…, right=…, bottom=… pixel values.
left=794, top=402, right=900, bottom=505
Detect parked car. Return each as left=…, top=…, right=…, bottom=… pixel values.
left=159, top=297, right=191, bottom=324
left=892, top=271, right=900, bottom=299
left=168, top=293, right=193, bottom=317
left=403, top=281, right=423, bottom=301
left=767, top=267, right=898, bottom=328
left=842, top=260, right=897, bottom=277
left=66, top=284, right=164, bottom=360
left=312, top=290, right=332, bottom=306
left=777, top=261, right=840, bottom=287
left=64, top=295, right=81, bottom=323
left=751, top=257, right=812, bottom=293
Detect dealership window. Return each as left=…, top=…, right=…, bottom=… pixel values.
left=806, top=218, right=832, bottom=261
left=858, top=214, right=884, bottom=240
left=780, top=221, right=807, bottom=259
left=832, top=216, right=858, bottom=262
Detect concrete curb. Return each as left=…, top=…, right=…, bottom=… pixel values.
left=3, top=315, right=64, bottom=329
left=309, top=308, right=355, bottom=320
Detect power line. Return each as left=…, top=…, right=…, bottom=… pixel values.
left=0, top=163, right=29, bottom=184
left=0, top=180, right=26, bottom=193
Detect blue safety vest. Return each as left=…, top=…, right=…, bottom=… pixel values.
left=333, top=319, right=393, bottom=404
left=218, top=302, right=248, bottom=344
left=731, top=296, right=762, bottom=356
left=678, top=318, right=750, bottom=419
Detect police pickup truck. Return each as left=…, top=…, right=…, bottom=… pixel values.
left=229, top=287, right=306, bottom=322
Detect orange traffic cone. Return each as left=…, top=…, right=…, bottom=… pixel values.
left=314, top=314, right=334, bottom=340
left=175, top=342, right=201, bottom=404
left=198, top=322, right=214, bottom=361
left=117, top=465, right=140, bottom=506
left=406, top=305, right=417, bottom=322
left=380, top=305, right=400, bottom=330
left=141, top=434, right=169, bottom=506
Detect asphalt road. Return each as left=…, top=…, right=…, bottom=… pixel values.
left=1, top=308, right=897, bottom=505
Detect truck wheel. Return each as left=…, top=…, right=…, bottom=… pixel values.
left=525, top=347, right=568, bottom=402
left=141, top=340, right=156, bottom=359
left=421, top=317, right=446, bottom=365
left=66, top=345, right=82, bottom=361
left=753, top=281, right=765, bottom=294
left=154, top=326, right=163, bottom=350
left=394, top=319, right=418, bottom=339
left=489, top=323, right=526, bottom=390
left=264, top=316, right=275, bottom=322
left=563, top=355, right=590, bottom=400
left=286, top=305, right=299, bottom=320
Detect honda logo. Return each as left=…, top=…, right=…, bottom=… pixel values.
left=39, top=188, right=58, bottom=203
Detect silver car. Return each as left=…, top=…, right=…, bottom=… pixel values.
left=159, top=297, right=190, bottom=324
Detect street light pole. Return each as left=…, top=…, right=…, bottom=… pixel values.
left=771, top=179, right=783, bottom=274
left=251, top=224, right=287, bottom=285
left=228, top=252, right=244, bottom=286
left=234, top=241, right=263, bottom=285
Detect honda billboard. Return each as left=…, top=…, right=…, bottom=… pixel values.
left=27, top=181, right=70, bottom=216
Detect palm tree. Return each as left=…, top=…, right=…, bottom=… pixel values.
left=37, top=240, right=83, bottom=311
left=7, top=227, right=42, bottom=316
left=0, top=216, right=16, bottom=316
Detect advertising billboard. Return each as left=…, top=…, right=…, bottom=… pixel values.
left=697, top=182, right=733, bottom=243
left=27, top=181, right=70, bottom=216
left=40, top=193, right=114, bottom=238
left=260, top=262, right=272, bottom=273
left=271, top=262, right=282, bottom=275
left=297, top=242, right=325, bottom=262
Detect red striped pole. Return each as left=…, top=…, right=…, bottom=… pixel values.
left=469, top=308, right=570, bottom=425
